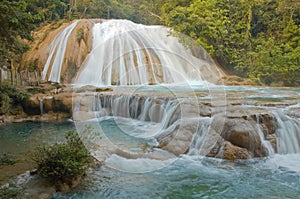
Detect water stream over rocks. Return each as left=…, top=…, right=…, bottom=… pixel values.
left=12, top=19, right=300, bottom=198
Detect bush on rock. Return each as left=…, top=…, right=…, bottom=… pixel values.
left=32, top=131, right=93, bottom=190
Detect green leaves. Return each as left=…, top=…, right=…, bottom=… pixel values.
left=32, top=131, right=93, bottom=182
left=0, top=0, right=35, bottom=66
left=161, top=0, right=300, bottom=86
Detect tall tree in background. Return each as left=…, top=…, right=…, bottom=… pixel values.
left=239, top=0, right=300, bottom=85
left=0, top=0, right=34, bottom=80
left=26, top=0, right=69, bottom=22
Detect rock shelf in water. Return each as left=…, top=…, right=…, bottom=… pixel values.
left=71, top=86, right=300, bottom=160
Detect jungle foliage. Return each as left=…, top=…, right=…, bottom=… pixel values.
left=161, top=0, right=300, bottom=86
left=0, top=0, right=299, bottom=86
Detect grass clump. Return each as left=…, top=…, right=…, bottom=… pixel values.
left=0, top=153, right=17, bottom=166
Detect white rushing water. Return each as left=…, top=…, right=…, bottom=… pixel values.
left=76, top=19, right=223, bottom=86
left=73, top=86, right=300, bottom=163
left=42, top=20, right=79, bottom=82
left=273, top=110, right=300, bottom=154
left=41, top=19, right=224, bottom=85
left=74, top=93, right=183, bottom=140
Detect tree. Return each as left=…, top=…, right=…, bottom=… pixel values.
left=161, top=0, right=300, bottom=85
left=0, top=1, right=34, bottom=68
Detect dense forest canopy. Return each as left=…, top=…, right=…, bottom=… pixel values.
left=0, top=0, right=299, bottom=86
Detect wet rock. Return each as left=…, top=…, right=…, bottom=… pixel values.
left=254, top=113, right=277, bottom=136
left=55, top=182, right=69, bottom=192
left=52, top=92, right=73, bottom=113
left=221, top=141, right=250, bottom=160
left=286, top=107, right=300, bottom=118
left=21, top=174, right=56, bottom=199
left=157, top=118, right=199, bottom=156
left=221, top=117, right=269, bottom=157
left=24, top=95, right=42, bottom=115
left=23, top=90, right=73, bottom=117
left=197, top=129, right=224, bottom=157
left=221, top=75, right=253, bottom=86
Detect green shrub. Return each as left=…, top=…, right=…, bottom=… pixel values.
left=0, top=83, right=29, bottom=113
left=0, top=93, right=10, bottom=114
left=32, top=131, right=93, bottom=183
left=76, top=28, right=84, bottom=43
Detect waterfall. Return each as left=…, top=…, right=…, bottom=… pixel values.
left=188, top=118, right=211, bottom=155
left=42, top=20, right=79, bottom=83
left=30, top=19, right=223, bottom=86
left=72, top=92, right=185, bottom=142
left=273, top=110, right=300, bottom=154
left=255, top=123, right=275, bottom=155
left=73, top=90, right=300, bottom=158
left=39, top=99, right=43, bottom=115
left=75, top=19, right=223, bottom=86
left=86, top=94, right=181, bottom=129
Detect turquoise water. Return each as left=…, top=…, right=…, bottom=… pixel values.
left=0, top=121, right=75, bottom=154
left=53, top=154, right=300, bottom=199
left=1, top=120, right=300, bottom=198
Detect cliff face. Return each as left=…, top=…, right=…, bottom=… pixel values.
left=22, top=19, right=225, bottom=85
left=22, top=19, right=97, bottom=83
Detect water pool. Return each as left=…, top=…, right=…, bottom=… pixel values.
left=53, top=154, right=300, bottom=199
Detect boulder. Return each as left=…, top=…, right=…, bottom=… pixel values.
left=221, top=141, right=250, bottom=160
left=220, top=117, right=269, bottom=157
left=24, top=95, right=42, bottom=115
left=156, top=118, right=199, bottom=156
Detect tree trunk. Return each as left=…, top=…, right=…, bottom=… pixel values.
left=0, top=68, right=2, bottom=87
left=28, top=71, right=31, bottom=86
left=10, top=60, right=14, bottom=86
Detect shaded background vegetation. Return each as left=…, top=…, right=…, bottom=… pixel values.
left=0, top=0, right=299, bottom=86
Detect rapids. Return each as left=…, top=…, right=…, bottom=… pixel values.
left=53, top=154, right=300, bottom=199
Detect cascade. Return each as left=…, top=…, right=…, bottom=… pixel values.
left=74, top=92, right=298, bottom=158
left=39, top=98, right=43, bottom=115
left=41, top=19, right=224, bottom=85
left=75, top=19, right=223, bottom=86
left=81, top=94, right=181, bottom=130
left=273, top=110, right=300, bottom=154
left=0, top=68, right=8, bottom=80
left=255, top=123, right=275, bottom=155
left=42, top=20, right=79, bottom=82
left=188, top=118, right=211, bottom=156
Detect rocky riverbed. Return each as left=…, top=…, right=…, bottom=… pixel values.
left=2, top=84, right=300, bottom=160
